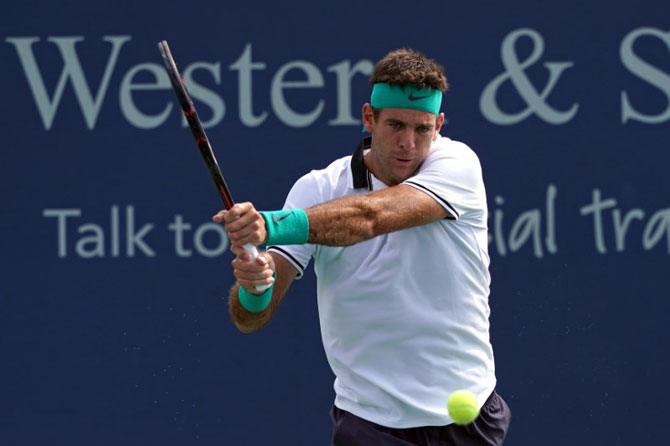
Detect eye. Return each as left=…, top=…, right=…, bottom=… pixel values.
left=388, top=122, right=401, bottom=129
left=417, top=126, right=431, bottom=134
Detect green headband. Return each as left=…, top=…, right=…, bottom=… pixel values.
left=370, top=83, right=442, bottom=115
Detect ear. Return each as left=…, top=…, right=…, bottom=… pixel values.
left=433, top=112, right=445, bottom=140
left=362, top=103, right=375, bottom=132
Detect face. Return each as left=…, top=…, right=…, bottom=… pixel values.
left=362, top=104, right=444, bottom=186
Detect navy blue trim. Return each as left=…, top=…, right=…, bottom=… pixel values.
left=404, top=180, right=459, bottom=219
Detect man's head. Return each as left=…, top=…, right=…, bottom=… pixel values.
left=370, top=48, right=448, bottom=93
left=362, top=49, right=448, bottom=185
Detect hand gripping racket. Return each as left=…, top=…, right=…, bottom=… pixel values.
left=158, top=40, right=270, bottom=291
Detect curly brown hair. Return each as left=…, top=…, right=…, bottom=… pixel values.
left=370, top=48, right=449, bottom=92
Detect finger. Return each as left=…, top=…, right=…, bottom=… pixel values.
left=226, top=217, right=258, bottom=239
left=255, top=254, right=269, bottom=266
left=230, top=243, right=263, bottom=262
left=234, top=268, right=274, bottom=283
left=232, top=252, right=274, bottom=279
left=238, top=277, right=275, bottom=293
left=230, top=244, right=245, bottom=256
left=231, top=248, right=253, bottom=262
left=223, top=202, right=253, bottom=223
left=256, top=252, right=274, bottom=268
left=212, top=210, right=227, bottom=223
left=234, top=268, right=271, bottom=281
left=228, top=223, right=265, bottom=246
left=232, top=254, right=262, bottom=269
left=234, top=252, right=267, bottom=267
left=225, top=207, right=261, bottom=234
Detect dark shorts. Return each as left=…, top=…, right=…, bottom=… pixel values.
left=331, top=390, right=511, bottom=446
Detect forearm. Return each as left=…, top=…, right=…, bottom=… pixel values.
left=305, top=185, right=446, bottom=246
left=228, top=283, right=277, bottom=333
left=228, top=252, right=296, bottom=333
left=305, top=195, right=378, bottom=246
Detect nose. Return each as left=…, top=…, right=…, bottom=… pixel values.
left=397, top=129, right=415, bottom=151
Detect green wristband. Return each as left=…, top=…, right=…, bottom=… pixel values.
left=260, top=209, right=309, bottom=246
left=238, top=275, right=275, bottom=313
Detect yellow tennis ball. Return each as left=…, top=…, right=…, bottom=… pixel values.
left=447, top=390, right=479, bottom=425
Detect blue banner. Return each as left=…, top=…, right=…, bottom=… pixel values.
left=2, top=1, right=669, bottom=445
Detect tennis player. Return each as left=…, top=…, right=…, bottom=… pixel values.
left=213, top=48, right=511, bottom=446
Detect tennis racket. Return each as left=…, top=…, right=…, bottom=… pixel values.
left=158, top=40, right=270, bottom=291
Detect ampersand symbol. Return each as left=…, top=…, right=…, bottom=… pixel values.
left=480, top=28, right=579, bottom=125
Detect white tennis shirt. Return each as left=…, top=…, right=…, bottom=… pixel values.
left=268, top=135, right=496, bottom=428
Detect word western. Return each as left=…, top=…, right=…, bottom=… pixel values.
left=6, top=27, right=670, bottom=130
left=6, top=38, right=372, bottom=130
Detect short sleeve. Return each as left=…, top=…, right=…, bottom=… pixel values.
left=402, top=138, right=486, bottom=221
left=266, top=172, right=322, bottom=278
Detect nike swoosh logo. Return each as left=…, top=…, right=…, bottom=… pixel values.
left=273, top=213, right=293, bottom=222
left=408, top=92, right=430, bottom=101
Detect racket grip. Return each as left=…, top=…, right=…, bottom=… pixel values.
left=243, top=243, right=272, bottom=292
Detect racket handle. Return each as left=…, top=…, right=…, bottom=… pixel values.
left=243, top=243, right=272, bottom=292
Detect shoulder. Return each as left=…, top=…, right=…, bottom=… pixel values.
left=287, top=155, right=351, bottom=205
left=427, top=135, right=481, bottom=166
left=404, top=136, right=487, bottom=220
left=416, top=136, right=483, bottom=181
left=294, top=155, right=350, bottom=188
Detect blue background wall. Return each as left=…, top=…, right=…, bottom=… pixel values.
left=2, top=1, right=669, bottom=445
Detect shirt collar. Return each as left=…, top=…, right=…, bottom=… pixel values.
left=350, top=136, right=373, bottom=191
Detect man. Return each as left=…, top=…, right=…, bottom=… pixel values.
left=213, top=48, right=511, bottom=446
